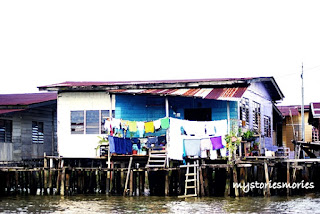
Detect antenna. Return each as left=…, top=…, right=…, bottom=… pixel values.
left=301, top=62, right=305, bottom=142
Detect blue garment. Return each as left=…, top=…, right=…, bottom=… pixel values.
left=125, top=138, right=132, bottom=154
left=147, top=136, right=158, bottom=148
left=118, top=138, right=126, bottom=154
left=114, top=137, right=120, bottom=154
left=108, top=136, right=115, bottom=153
left=183, top=139, right=201, bottom=157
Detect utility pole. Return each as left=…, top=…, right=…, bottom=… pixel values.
left=301, top=63, right=305, bottom=142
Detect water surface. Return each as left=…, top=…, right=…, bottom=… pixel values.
left=0, top=195, right=319, bottom=213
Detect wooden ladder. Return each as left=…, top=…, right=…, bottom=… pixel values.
left=179, top=160, right=199, bottom=198
left=146, top=148, right=167, bottom=168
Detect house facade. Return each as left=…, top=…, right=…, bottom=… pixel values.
left=0, top=93, right=57, bottom=161
left=278, top=105, right=313, bottom=152
left=39, top=77, right=284, bottom=158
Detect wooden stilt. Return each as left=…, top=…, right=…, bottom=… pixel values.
left=287, top=162, right=290, bottom=196
left=264, top=162, right=270, bottom=197
left=233, top=166, right=239, bottom=197
left=123, top=157, right=133, bottom=196
left=165, top=171, right=169, bottom=196
left=239, top=167, right=246, bottom=196
left=224, top=167, right=231, bottom=197
left=60, top=167, right=66, bottom=196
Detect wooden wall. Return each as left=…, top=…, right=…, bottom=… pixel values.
left=0, top=104, right=57, bottom=161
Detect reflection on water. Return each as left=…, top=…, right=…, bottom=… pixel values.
left=0, top=195, right=320, bottom=213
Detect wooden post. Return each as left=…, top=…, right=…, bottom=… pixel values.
left=165, top=171, right=169, bottom=196
left=224, top=167, right=231, bottom=197
left=239, top=167, right=246, bottom=196
left=144, top=171, right=149, bottom=196
left=200, top=166, right=205, bottom=196
left=264, top=162, right=270, bottom=197
left=233, top=165, right=239, bottom=197
left=287, top=162, right=290, bottom=196
left=129, top=170, right=133, bottom=196
left=60, top=167, right=66, bottom=196
left=124, top=157, right=133, bottom=196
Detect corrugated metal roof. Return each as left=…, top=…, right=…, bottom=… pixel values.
left=311, top=102, right=320, bottom=118
left=278, top=105, right=309, bottom=117
left=110, top=87, right=247, bottom=100
left=277, top=106, right=300, bottom=116
left=38, top=77, right=256, bottom=88
left=0, top=109, right=25, bottom=114
left=0, top=93, right=57, bottom=106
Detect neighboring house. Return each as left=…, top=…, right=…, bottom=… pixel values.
left=277, top=105, right=313, bottom=152
left=308, top=102, right=320, bottom=142
left=0, top=93, right=57, bottom=161
left=39, top=77, right=284, bottom=158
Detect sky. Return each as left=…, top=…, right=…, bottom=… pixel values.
left=1, top=0, right=320, bottom=106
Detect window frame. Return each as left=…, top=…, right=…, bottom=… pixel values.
left=252, top=102, right=261, bottom=133
left=240, top=97, right=250, bottom=127
left=0, top=119, right=13, bottom=143
left=71, top=110, right=115, bottom=135
left=263, top=116, right=271, bottom=138
left=32, top=121, right=44, bottom=144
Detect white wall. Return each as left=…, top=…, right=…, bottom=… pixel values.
left=242, top=82, right=274, bottom=150
left=57, top=92, right=115, bottom=158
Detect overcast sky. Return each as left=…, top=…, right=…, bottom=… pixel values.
left=1, top=1, right=319, bottom=105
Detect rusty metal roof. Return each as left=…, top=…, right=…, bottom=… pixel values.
left=0, top=93, right=57, bottom=106
left=311, top=103, right=320, bottom=118
left=110, top=87, right=247, bottom=100
left=38, top=77, right=284, bottom=101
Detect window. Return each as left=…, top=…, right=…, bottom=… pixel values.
left=71, top=111, right=84, bottom=134
left=253, top=102, right=261, bottom=132
left=71, top=110, right=115, bottom=134
left=86, top=110, right=99, bottom=134
left=264, top=116, right=271, bottom=138
left=240, top=98, right=249, bottom=127
left=101, top=110, right=115, bottom=134
left=32, top=121, right=44, bottom=144
left=0, top=119, right=12, bottom=143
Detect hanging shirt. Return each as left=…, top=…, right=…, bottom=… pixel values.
left=137, top=122, right=145, bottom=137
left=108, top=136, right=115, bottom=153
left=200, top=138, right=212, bottom=158
left=145, top=121, right=155, bottom=133
left=161, top=117, right=170, bottom=129
left=210, top=136, right=224, bottom=150
left=167, top=118, right=184, bottom=160
left=154, top=119, right=161, bottom=130
left=128, top=121, right=137, bottom=132
left=183, top=138, right=201, bottom=157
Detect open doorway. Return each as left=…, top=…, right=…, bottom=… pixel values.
left=184, top=108, right=212, bottom=121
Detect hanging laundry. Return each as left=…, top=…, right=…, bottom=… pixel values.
left=205, top=122, right=216, bottom=136
left=147, top=136, right=158, bottom=148
left=183, top=138, right=201, bottom=157
left=161, top=117, right=170, bottom=129
left=137, top=122, right=145, bottom=137
left=125, top=138, right=132, bottom=154
left=212, top=120, right=228, bottom=157
left=200, top=138, right=212, bottom=158
left=145, top=121, right=155, bottom=133
left=154, top=119, right=161, bottom=130
left=167, top=118, right=184, bottom=160
left=210, top=136, right=224, bottom=150
left=210, top=150, right=218, bottom=160
left=128, top=121, right=137, bottom=132
left=108, top=136, right=115, bottom=153
left=121, top=120, right=129, bottom=131
left=111, top=118, right=121, bottom=129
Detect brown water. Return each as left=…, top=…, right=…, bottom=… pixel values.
left=0, top=195, right=319, bottom=213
